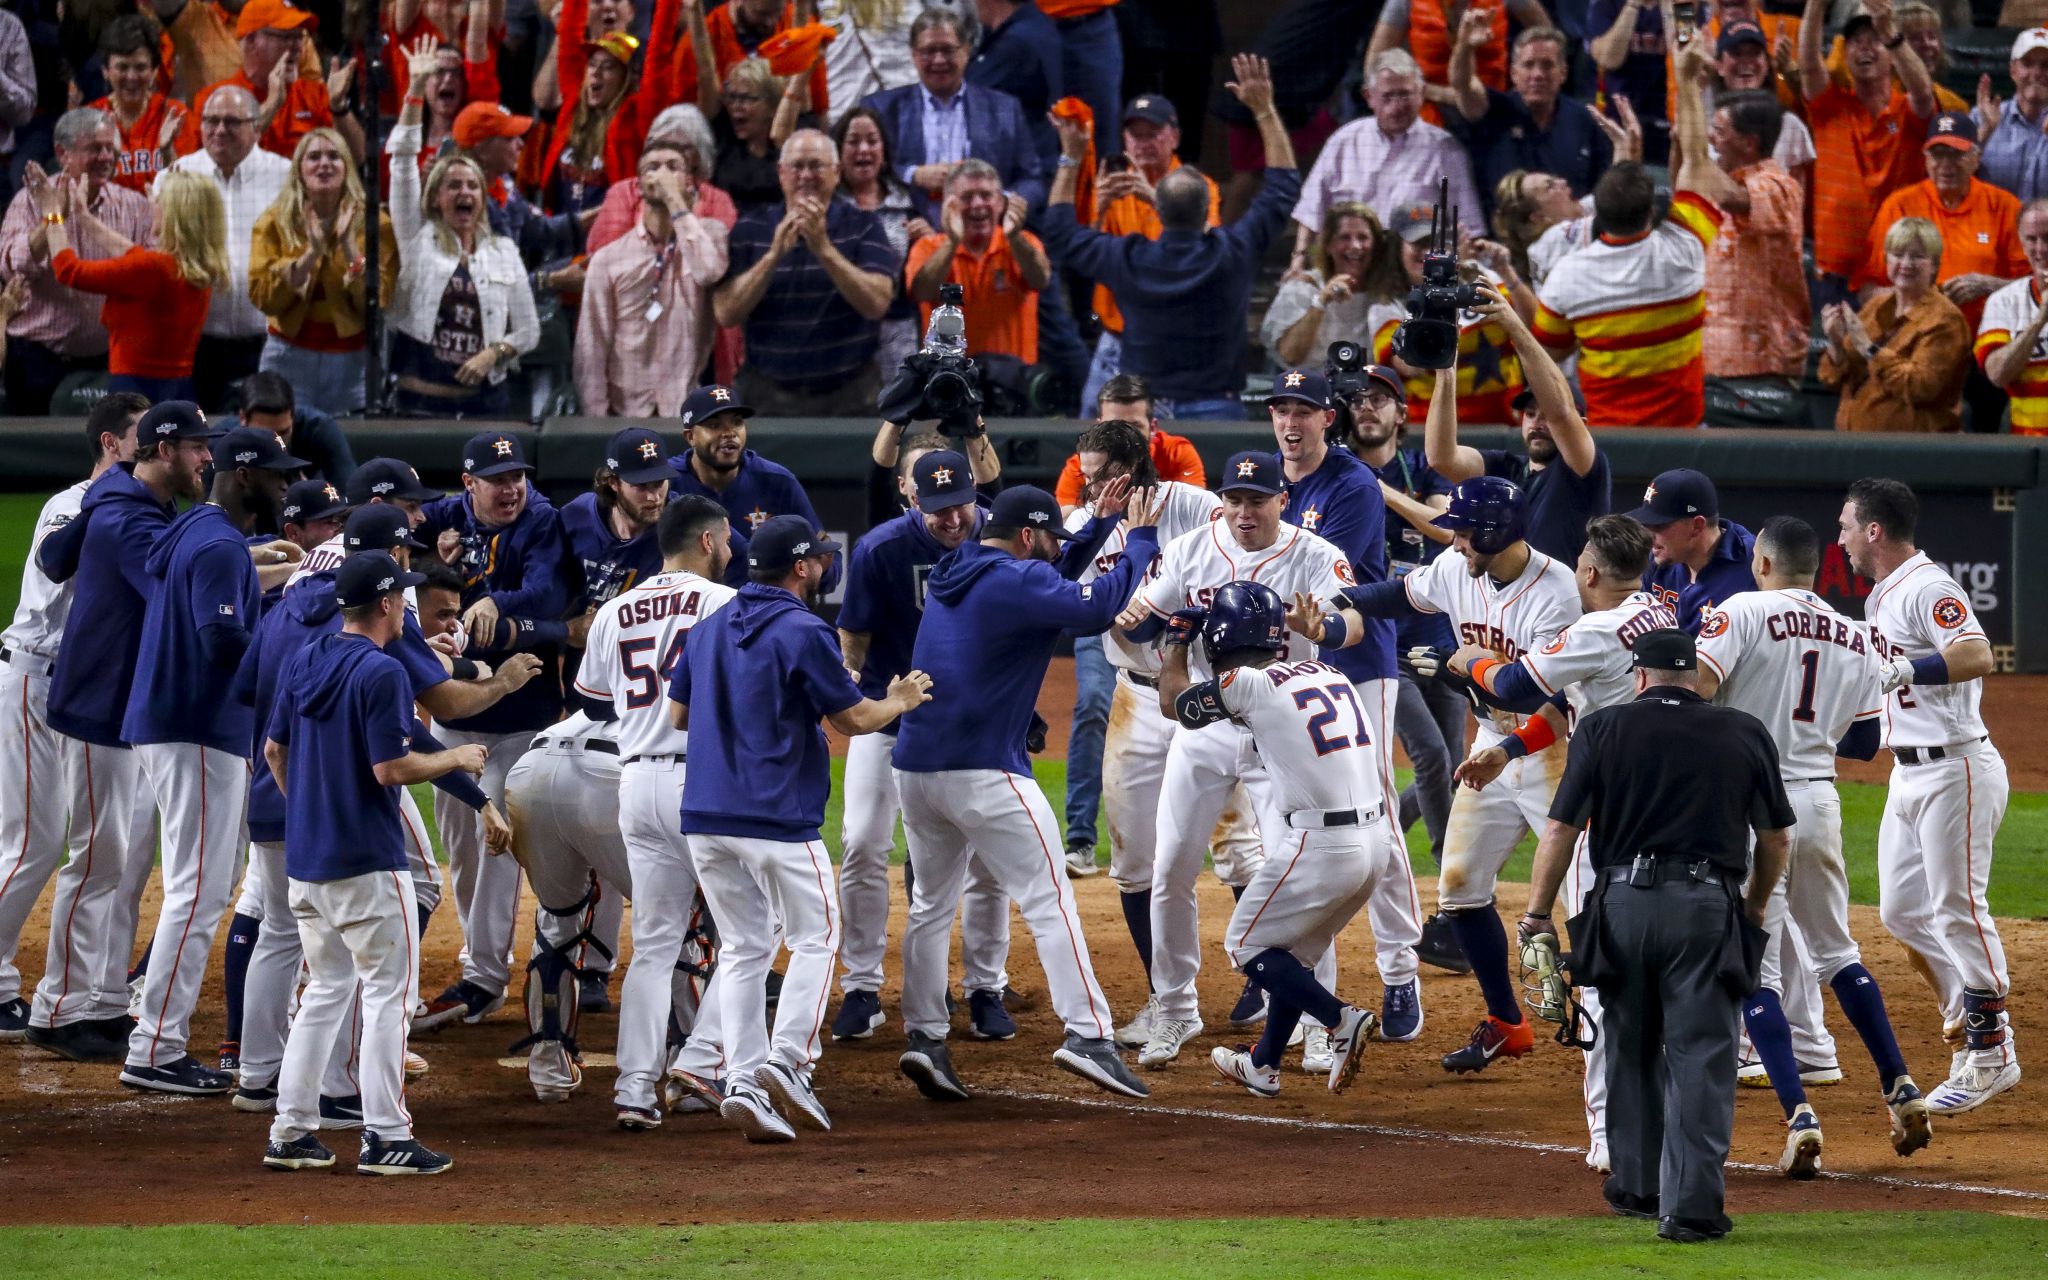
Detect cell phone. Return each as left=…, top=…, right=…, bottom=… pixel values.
left=1671, top=0, right=1698, bottom=44
left=1101, top=154, right=1133, bottom=175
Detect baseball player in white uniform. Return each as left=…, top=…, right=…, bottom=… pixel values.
left=0, top=397, right=142, bottom=1042
left=1840, top=478, right=2018, bottom=1116
left=1308, top=475, right=1580, bottom=1076
left=1120, top=452, right=1356, bottom=1070
left=1154, top=582, right=1390, bottom=1099
left=574, top=496, right=738, bottom=1130
left=1695, top=514, right=1934, bottom=1175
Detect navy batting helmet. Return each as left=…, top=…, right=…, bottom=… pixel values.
left=1201, top=581, right=1289, bottom=666
left=1432, top=475, right=1526, bottom=554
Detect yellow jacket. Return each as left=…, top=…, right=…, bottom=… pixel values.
left=247, top=206, right=400, bottom=343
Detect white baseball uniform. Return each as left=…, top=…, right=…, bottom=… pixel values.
left=1137, top=520, right=1357, bottom=1024
left=574, top=571, right=737, bottom=1115
left=1866, top=553, right=2013, bottom=1071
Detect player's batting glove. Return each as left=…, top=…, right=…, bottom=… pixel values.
left=1162, top=607, right=1207, bottom=646
left=1401, top=645, right=1447, bottom=680
left=1026, top=711, right=1049, bottom=754
left=1878, top=657, right=1913, bottom=695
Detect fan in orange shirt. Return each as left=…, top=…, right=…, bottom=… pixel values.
left=1859, top=112, right=2026, bottom=329
left=1054, top=372, right=1207, bottom=511
left=665, top=0, right=828, bottom=120
left=905, top=160, right=1049, bottom=364
left=92, top=16, right=186, bottom=196
left=177, top=0, right=363, bottom=162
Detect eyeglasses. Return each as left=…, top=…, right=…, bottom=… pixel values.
left=782, top=159, right=833, bottom=173
left=914, top=43, right=962, bottom=58
left=203, top=116, right=255, bottom=129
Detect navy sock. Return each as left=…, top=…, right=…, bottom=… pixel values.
left=416, top=901, right=435, bottom=942
left=1743, top=987, right=1809, bottom=1119
left=221, top=912, right=260, bottom=1043
left=1828, top=965, right=1910, bottom=1093
left=1230, top=883, right=1246, bottom=902
left=127, top=938, right=153, bottom=985
left=903, top=855, right=916, bottom=906
left=1119, top=890, right=1154, bottom=983
left=1447, top=909, right=1522, bottom=1024
left=1252, top=996, right=1303, bottom=1069
left=1246, top=947, right=1342, bottom=1028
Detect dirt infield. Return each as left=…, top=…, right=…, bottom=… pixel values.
left=3, top=672, right=2046, bottom=1228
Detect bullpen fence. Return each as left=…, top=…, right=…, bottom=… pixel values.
left=5, top=419, right=2044, bottom=671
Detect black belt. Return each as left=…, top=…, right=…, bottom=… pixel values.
left=624, top=752, right=685, bottom=766
left=1894, top=737, right=1988, bottom=766
left=541, top=735, right=618, bottom=755
left=1599, top=857, right=1738, bottom=887
left=1285, top=805, right=1384, bottom=830
left=0, top=647, right=54, bottom=677
left=1124, top=671, right=1160, bottom=689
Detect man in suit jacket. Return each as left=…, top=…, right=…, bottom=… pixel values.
left=862, top=8, right=1048, bottom=221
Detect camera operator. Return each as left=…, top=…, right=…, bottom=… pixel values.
left=1425, top=284, right=1611, bottom=566
left=1366, top=202, right=1532, bottom=427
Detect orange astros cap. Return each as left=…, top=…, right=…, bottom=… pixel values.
left=454, top=102, right=534, bottom=148
left=235, top=0, right=316, bottom=40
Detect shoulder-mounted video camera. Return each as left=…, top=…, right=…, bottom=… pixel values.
left=1391, top=178, right=1482, bottom=371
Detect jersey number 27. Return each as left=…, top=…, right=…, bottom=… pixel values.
left=1294, top=682, right=1371, bottom=757
left=619, top=633, right=687, bottom=709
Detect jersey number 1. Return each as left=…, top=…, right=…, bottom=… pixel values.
left=620, top=633, right=687, bottom=709
left=1792, top=650, right=1819, bottom=724
left=1294, top=682, right=1371, bottom=757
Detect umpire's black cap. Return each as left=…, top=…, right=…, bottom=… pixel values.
left=348, top=457, right=442, bottom=505
left=747, top=515, right=841, bottom=572
left=345, top=504, right=428, bottom=554
left=336, top=551, right=426, bottom=609
left=1631, top=628, right=1697, bottom=671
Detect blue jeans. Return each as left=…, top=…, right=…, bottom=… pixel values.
left=1394, top=671, right=1469, bottom=865
left=1155, top=394, right=1246, bottom=421
left=1080, top=330, right=1121, bottom=417
left=1064, top=633, right=1114, bottom=848
left=260, top=336, right=366, bottom=417
left=1055, top=9, right=1124, bottom=157
left=109, top=373, right=195, bottom=403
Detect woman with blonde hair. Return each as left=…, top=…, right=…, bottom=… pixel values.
left=249, top=127, right=401, bottom=416
left=713, top=55, right=816, bottom=212
left=388, top=75, right=540, bottom=417
left=535, top=0, right=674, bottom=214
left=28, top=163, right=225, bottom=401
left=1820, top=217, right=1971, bottom=433
left=1489, top=169, right=1590, bottom=287
left=1261, top=200, right=1405, bottom=368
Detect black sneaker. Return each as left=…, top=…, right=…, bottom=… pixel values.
left=830, top=989, right=885, bottom=1041
left=1052, top=1034, right=1150, bottom=1098
left=263, top=1134, right=336, bottom=1171
left=417, top=980, right=504, bottom=1030
left=358, top=1131, right=454, bottom=1176
left=967, top=989, right=1017, bottom=1041
left=1227, top=977, right=1267, bottom=1027
left=27, top=1019, right=125, bottom=1064
left=1418, top=912, right=1473, bottom=975
left=231, top=1083, right=278, bottom=1113
left=320, top=1093, right=365, bottom=1129
left=121, top=1054, right=234, bottom=1095
left=900, top=1031, right=970, bottom=1101
left=577, top=972, right=614, bottom=1015
left=0, top=996, right=27, bottom=1042
left=1658, top=1215, right=1731, bottom=1243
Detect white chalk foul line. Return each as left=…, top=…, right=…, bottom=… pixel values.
left=983, top=1087, right=2048, bottom=1204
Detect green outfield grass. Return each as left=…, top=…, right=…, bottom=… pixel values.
left=12, top=1215, right=2048, bottom=1279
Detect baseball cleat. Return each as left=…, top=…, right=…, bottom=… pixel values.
left=900, top=1032, right=970, bottom=1102
left=1210, top=1045, right=1281, bottom=1098
left=1114, top=995, right=1160, bottom=1050
left=665, top=1067, right=725, bottom=1113
left=1739, top=1057, right=1844, bottom=1089
left=1778, top=1104, right=1823, bottom=1179
left=1325, top=1007, right=1375, bottom=1093
left=758, top=1061, right=832, bottom=1132
left=1587, top=1141, right=1611, bottom=1175
left=1300, top=1025, right=1334, bottom=1075
left=0, top=997, right=31, bottom=1042
left=967, top=989, right=1017, bottom=1042
left=417, top=980, right=504, bottom=1030
left=1053, top=1034, right=1150, bottom=1098
left=358, top=1132, right=454, bottom=1175
left=1417, top=912, right=1472, bottom=975
left=319, top=1094, right=364, bottom=1129
left=126, top=975, right=144, bottom=1020
left=404, top=1051, right=430, bottom=1078
left=616, top=1104, right=663, bottom=1131
left=217, top=1040, right=240, bottom=1076
left=120, top=1054, right=234, bottom=1095
left=1227, top=978, right=1267, bottom=1027
left=1138, top=1015, right=1203, bottom=1069
left=1378, top=979, right=1422, bottom=1042
left=830, top=989, right=885, bottom=1041
left=262, top=1134, right=336, bottom=1171
left=719, top=1083, right=796, bottom=1143
left=1441, top=1015, right=1535, bottom=1075
left=534, top=1058, right=583, bottom=1104
left=577, top=973, right=615, bottom=1015
left=1063, top=842, right=1099, bottom=877
left=231, top=1083, right=278, bottom=1113
left=1886, top=1077, right=1933, bottom=1156
left=25, top=1020, right=124, bottom=1064
left=1926, top=1059, right=2021, bottom=1115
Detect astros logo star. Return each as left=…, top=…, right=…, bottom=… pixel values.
left=1282, top=371, right=1306, bottom=388
left=931, top=466, right=953, bottom=485
left=322, top=484, right=339, bottom=503
left=711, top=387, right=732, bottom=402
left=747, top=508, right=771, bottom=529
left=1236, top=459, right=1258, bottom=478
left=493, top=439, right=514, bottom=457
left=1643, top=481, right=1657, bottom=502
left=1300, top=506, right=1322, bottom=530
left=638, top=440, right=660, bottom=460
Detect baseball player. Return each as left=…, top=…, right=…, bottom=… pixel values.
left=1840, top=478, right=2018, bottom=1115
left=668, top=385, right=830, bottom=586
left=0, top=394, right=144, bottom=1044
left=833, top=450, right=1015, bottom=1043
left=416, top=431, right=571, bottom=1029
left=1120, top=453, right=1356, bottom=1071
left=1694, top=515, right=1933, bottom=1175
left=575, top=496, right=739, bottom=1130
left=260, top=552, right=478, bottom=1177
left=1305, top=470, right=1580, bottom=1076
left=1155, top=582, right=1389, bottom=1099
left=1272, top=366, right=1424, bottom=1049
left=892, top=485, right=1156, bottom=1102
left=121, top=425, right=306, bottom=1095
left=670, top=516, right=932, bottom=1141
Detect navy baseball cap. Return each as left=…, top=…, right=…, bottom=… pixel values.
left=605, top=427, right=674, bottom=485
left=281, top=478, right=350, bottom=526
left=1268, top=368, right=1331, bottom=410
left=344, top=504, right=428, bottom=554
left=1123, top=94, right=1178, bottom=128
left=912, top=450, right=977, bottom=511
left=1627, top=468, right=1719, bottom=526
left=987, top=485, right=1077, bottom=540
left=139, top=400, right=222, bottom=443
left=335, top=551, right=426, bottom=609
left=1717, top=20, right=1767, bottom=55
left=462, top=430, right=534, bottom=478
left=1359, top=365, right=1406, bottom=404
left=680, top=384, right=754, bottom=426
left=1218, top=451, right=1285, bottom=496
left=1927, top=111, right=1976, bottom=151
left=747, top=515, right=842, bottom=572
left=1511, top=381, right=1588, bottom=415
left=347, top=457, right=441, bottom=505
left=214, top=426, right=311, bottom=472
left=1631, top=627, right=1697, bottom=671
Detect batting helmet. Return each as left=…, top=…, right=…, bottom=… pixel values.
left=1201, top=581, right=1289, bottom=666
left=1432, top=475, right=1526, bottom=554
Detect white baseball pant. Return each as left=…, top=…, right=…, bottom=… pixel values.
left=1102, top=675, right=1265, bottom=891
left=690, top=833, right=839, bottom=1083
left=127, top=743, right=249, bottom=1068
left=235, top=841, right=359, bottom=1097
left=432, top=726, right=537, bottom=996
left=236, top=786, right=439, bottom=926
left=32, top=740, right=157, bottom=1028
left=1877, top=741, right=2013, bottom=1070
left=1356, top=676, right=1423, bottom=987
left=270, top=868, right=420, bottom=1145
left=1756, top=781, right=1854, bottom=1067
left=1437, top=740, right=1568, bottom=911
left=838, top=729, right=1010, bottom=996
left=1564, top=830, right=1607, bottom=1152
left=897, top=769, right=1115, bottom=1042
left=1222, top=820, right=1396, bottom=971
left=0, top=659, right=66, bottom=1008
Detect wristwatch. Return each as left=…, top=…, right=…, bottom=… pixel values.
left=1883, top=32, right=1906, bottom=49
left=1056, top=155, right=1081, bottom=169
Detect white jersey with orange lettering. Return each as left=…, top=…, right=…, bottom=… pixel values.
left=1067, top=481, right=1221, bottom=677
left=1520, top=590, right=1675, bottom=722
left=1697, top=589, right=1881, bottom=780
left=1865, top=552, right=1990, bottom=750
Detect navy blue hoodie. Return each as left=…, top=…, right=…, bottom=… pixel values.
left=268, top=631, right=415, bottom=881
left=123, top=502, right=261, bottom=754
left=417, top=490, right=572, bottom=733
left=37, top=465, right=175, bottom=748
left=894, top=526, right=1159, bottom=776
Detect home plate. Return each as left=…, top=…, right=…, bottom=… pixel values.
left=497, top=1053, right=616, bottom=1070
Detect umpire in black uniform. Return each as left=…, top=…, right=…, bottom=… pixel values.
left=1519, top=629, right=1793, bottom=1244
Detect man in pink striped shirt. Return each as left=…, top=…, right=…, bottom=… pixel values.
left=574, top=140, right=730, bottom=417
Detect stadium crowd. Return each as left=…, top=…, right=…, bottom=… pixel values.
left=0, top=0, right=2046, bottom=433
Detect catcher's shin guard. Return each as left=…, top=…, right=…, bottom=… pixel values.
left=515, top=878, right=615, bottom=1059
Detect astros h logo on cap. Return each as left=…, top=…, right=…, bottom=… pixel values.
left=1236, top=459, right=1258, bottom=478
